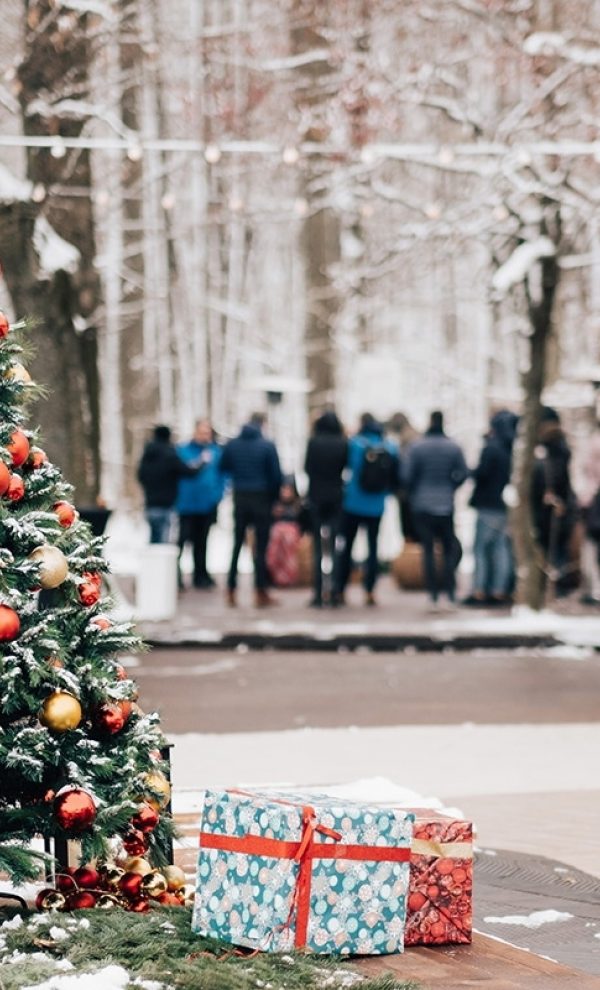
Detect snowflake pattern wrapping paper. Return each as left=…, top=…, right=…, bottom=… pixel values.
left=192, top=789, right=414, bottom=955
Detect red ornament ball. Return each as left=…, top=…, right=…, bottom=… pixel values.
left=0, top=605, right=20, bottom=641
left=131, top=803, right=159, bottom=834
left=7, top=429, right=30, bottom=467
left=93, top=702, right=127, bottom=735
left=53, top=787, right=96, bottom=833
left=55, top=872, right=77, bottom=894
left=122, top=829, right=148, bottom=857
left=79, top=582, right=100, bottom=607
left=0, top=462, right=9, bottom=496
left=83, top=571, right=102, bottom=589
left=73, top=866, right=100, bottom=889
left=68, top=890, right=97, bottom=910
left=119, top=871, right=143, bottom=900
left=35, top=887, right=56, bottom=911
left=0, top=312, right=10, bottom=338
left=53, top=501, right=77, bottom=527
left=128, top=897, right=150, bottom=913
left=27, top=448, right=47, bottom=470
left=6, top=474, right=24, bottom=502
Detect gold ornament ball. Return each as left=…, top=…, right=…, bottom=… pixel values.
left=29, top=545, right=69, bottom=589
left=141, top=871, right=168, bottom=898
left=5, top=363, right=32, bottom=383
left=142, top=771, right=171, bottom=811
left=104, top=866, right=125, bottom=888
left=40, top=692, right=82, bottom=732
left=162, top=865, right=186, bottom=892
left=182, top=883, right=196, bottom=907
left=40, top=890, right=66, bottom=911
left=96, top=893, right=119, bottom=910
left=124, top=856, right=152, bottom=876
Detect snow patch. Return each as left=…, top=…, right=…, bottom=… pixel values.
left=23, top=964, right=131, bottom=990
left=33, top=217, right=81, bottom=278
left=0, top=164, right=33, bottom=202
left=484, top=910, right=573, bottom=929
left=1, top=914, right=24, bottom=930
left=492, top=238, right=556, bottom=293
left=523, top=32, right=565, bottom=56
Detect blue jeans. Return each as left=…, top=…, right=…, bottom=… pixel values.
left=472, top=509, right=512, bottom=596
left=145, top=507, right=174, bottom=544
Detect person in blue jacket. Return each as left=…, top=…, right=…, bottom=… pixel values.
left=332, top=413, right=401, bottom=607
left=176, top=419, right=226, bottom=589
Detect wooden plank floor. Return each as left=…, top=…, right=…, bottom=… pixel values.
left=357, top=934, right=600, bottom=989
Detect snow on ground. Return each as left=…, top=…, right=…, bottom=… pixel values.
left=484, top=910, right=574, bottom=929
left=21, top=966, right=131, bottom=990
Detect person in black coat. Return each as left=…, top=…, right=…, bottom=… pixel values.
left=137, top=425, right=200, bottom=544
left=304, top=411, right=348, bottom=606
left=531, top=408, right=577, bottom=595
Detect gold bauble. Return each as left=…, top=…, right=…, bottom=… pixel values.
left=29, top=545, right=69, bottom=589
left=5, top=363, right=32, bottom=383
left=182, top=883, right=196, bottom=907
left=162, top=865, right=186, bottom=892
left=40, top=691, right=82, bottom=732
left=104, top=866, right=125, bottom=888
left=142, top=771, right=171, bottom=811
left=96, top=893, right=119, bottom=910
left=124, top=856, right=152, bottom=876
left=141, top=871, right=168, bottom=898
left=40, top=890, right=66, bottom=911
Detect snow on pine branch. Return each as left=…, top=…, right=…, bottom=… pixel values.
left=492, top=237, right=556, bottom=293
left=0, top=164, right=32, bottom=203
left=33, top=217, right=81, bottom=278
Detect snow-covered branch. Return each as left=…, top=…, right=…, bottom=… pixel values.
left=524, top=32, right=600, bottom=66
left=33, top=217, right=81, bottom=278
left=492, top=237, right=556, bottom=294
left=0, top=164, right=32, bottom=203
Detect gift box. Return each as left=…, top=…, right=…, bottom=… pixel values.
left=192, top=788, right=414, bottom=955
left=404, top=809, right=473, bottom=945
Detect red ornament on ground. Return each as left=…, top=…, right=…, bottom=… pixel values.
left=68, top=890, right=97, bottom=910
left=128, top=897, right=150, bottom=913
left=53, top=787, right=96, bottom=833
left=122, top=829, right=148, bottom=857
left=53, top=501, right=77, bottom=527
left=73, top=866, right=100, bottom=889
left=79, top=582, right=100, bottom=607
left=93, top=702, right=127, bottom=735
left=156, top=891, right=182, bottom=906
left=55, top=873, right=77, bottom=894
left=0, top=605, right=20, bottom=641
left=119, top=871, right=144, bottom=900
left=131, top=803, right=159, bottom=834
left=6, top=474, right=24, bottom=502
left=35, top=888, right=56, bottom=911
left=7, top=429, right=30, bottom=467
left=0, top=461, right=9, bottom=496
left=0, top=312, right=9, bottom=338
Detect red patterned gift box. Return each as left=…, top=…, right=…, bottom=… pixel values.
left=404, top=809, right=473, bottom=946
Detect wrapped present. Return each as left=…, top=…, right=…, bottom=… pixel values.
left=404, top=808, right=473, bottom=946
left=192, top=788, right=414, bottom=955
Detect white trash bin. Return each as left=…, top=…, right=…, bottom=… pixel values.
left=136, top=544, right=179, bottom=621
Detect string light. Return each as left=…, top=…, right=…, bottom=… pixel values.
left=204, top=143, right=221, bottom=164
left=282, top=145, right=300, bottom=165
left=293, top=197, right=308, bottom=217
left=127, top=144, right=143, bottom=162
left=50, top=140, right=66, bottom=159
left=161, top=191, right=176, bottom=210
left=31, top=183, right=46, bottom=203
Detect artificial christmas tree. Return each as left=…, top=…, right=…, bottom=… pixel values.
left=0, top=314, right=174, bottom=890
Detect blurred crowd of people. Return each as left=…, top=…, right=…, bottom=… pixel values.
left=136, top=405, right=600, bottom=611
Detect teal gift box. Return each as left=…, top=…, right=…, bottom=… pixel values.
left=192, top=789, right=414, bottom=955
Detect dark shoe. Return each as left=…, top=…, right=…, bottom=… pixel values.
left=461, top=594, right=488, bottom=607
left=580, top=594, right=600, bottom=606
left=485, top=595, right=511, bottom=608
left=309, top=597, right=323, bottom=608
left=194, top=575, right=216, bottom=589
left=365, top=592, right=377, bottom=607
left=329, top=592, right=345, bottom=608
left=255, top=589, right=279, bottom=608
left=226, top=589, right=236, bottom=607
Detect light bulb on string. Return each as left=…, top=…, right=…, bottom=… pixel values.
left=50, top=140, right=66, bottom=159
left=204, top=143, right=221, bottom=164
left=294, top=197, right=309, bottom=217
left=127, top=144, right=143, bottom=162
left=228, top=194, right=244, bottom=213
left=31, top=183, right=46, bottom=203
left=161, top=191, right=176, bottom=210
left=282, top=145, right=300, bottom=165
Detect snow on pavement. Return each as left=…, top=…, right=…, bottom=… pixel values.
left=484, top=910, right=574, bottom=929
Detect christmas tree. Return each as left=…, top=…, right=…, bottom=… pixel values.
left=0, top=314, right=174, bottom=889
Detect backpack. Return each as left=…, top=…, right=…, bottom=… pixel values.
left=358, top=444, right=396, bottom=494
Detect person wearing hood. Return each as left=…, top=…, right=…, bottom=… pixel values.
left=220, top=412, right=283, bottom=607
left=531, top=407, right=577, bottom=596
left=405, top=411, right=468, bottom=609
left=304, top=410, right=348, bottom=606
left=137, top=425, right=202, bottom=544
left=176, top=419, right=226, bottom=589
left=463, top=409, right=519, bottom=606
left=332, top=412, right=400, bottom=607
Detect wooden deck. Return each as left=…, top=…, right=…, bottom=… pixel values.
left=357, top=933, right=600, bottom=989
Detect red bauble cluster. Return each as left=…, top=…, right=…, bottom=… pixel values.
left=0, top=604, right=20, bottom=642
left=93, top=700, right=130, bottom=735
left=7, top=429, right=30, bottom=467
left=0, top=312, right=10, bottom=338
left=53, top=787, right=96, bottom=833
left=79, top=571, right=102, bottom=607
left=36, top=861, right=188, bottom=914
left=6, top=474, right=24, bottom=502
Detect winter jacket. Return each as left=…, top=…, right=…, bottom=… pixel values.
left=220, top=424, right=282, bottom=497
left=470, top=411, right=518, bottom=511
left=406, top=430, right=468, bottom=516
left=343, top=430, right=400, bottom=519
left=176, top=441, right=226, bottom=515
left=304, top=433, right=348, bottom=509
left=137, top=440, right=198, bottom=509
left=531, top=423, right=577, bottom=543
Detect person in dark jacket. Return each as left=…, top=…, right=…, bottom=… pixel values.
left=405, top=411, right=468, bottom=608
left=220, top=412, right=283, bottom=607
left=137, top=425, right=200, bottom=544
left=304, top=411, right=348, bottom=606
left=531, top=407, right=577, bottom=596
left=177, top=419, right=226, bottom=589
left=463, top=409, right=519, bottom=606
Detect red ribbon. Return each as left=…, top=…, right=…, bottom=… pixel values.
left=200, top=798, right=410, bottom=949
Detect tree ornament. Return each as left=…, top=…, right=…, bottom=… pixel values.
left=182, top=883, right=196, bottom=907
left=96, top=893, right=119, bottom=909
left=140, top=871, right=168, bottom=898
left=7, top=429, right=30, bottom=467
left=119, top=871, right=143, bottom=900
left=73, top=865, right=100, bottom=889
left=0, top=312, right=10, bottom=338
left=5, top=473, right=24, bottom=502
left=142, top=771, right=171, bottom=811
left=156, top=891, right=182, bottom=906
left=36, top=889, right=66, bottom=912
left=162, top=864, right=186, bottom=892
left=103, top=866, right=125, bottom=888
left=79, top=581, right=100, bottom=607
left=131, top=803, right=159, bottom=834
left=27, top=448, right=47, bottom=470
left=68, top=890, right=97, bottom=910
left=93, top=702, right=127, bottom=735
left=122, top=828, right=148, bottom=857
left=55, top=872, right=77, bottom=894
left=5, top=363, right=31, bottom=383
left=29, top=545, right=69, bottom=589
left=124, top=856, right=152, bottom=876
left=40, top=691, right=82, bottom=732
left=53, top=501, right=78, bottom=528
left=54, top=787, right=96, bottom=833
left=128, top=897, right=150, bottom=913
left=0, top=461, right=10, bottom=496
left=0, top=604, right=20, bottom=641
left=83, top=571, right=102, bottom=589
